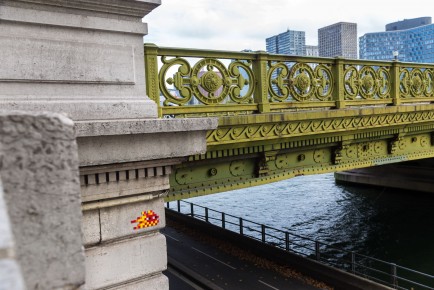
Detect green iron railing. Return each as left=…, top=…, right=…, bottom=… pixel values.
left=144, top=43, right=434, bottom=118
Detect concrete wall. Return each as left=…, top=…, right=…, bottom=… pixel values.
left=0, top=111, right=85, bottom=290
left=0, top=0, right=160, bottom=120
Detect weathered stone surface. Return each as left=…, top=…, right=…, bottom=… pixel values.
left=0, top=0, right=161, bottom=120
left=75, top=118, right=218, bottom=137
left=75, top=118, right=217, bottom=166
left=82, top=209, right=101, bottom=246
left=84, top=233, right=167, bottom=289
left=81, top=174, right=169, bottom=202
left=0, top=111, right=85, bottom=290
left=100, top=198, right=165, bottom=242
left=109, top=273, right=169, bottom=290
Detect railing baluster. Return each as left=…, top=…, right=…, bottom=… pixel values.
left=166, top=202, right=169, bottom=209
left=177, top=200, right=180, bottom=213
left=261, top=224, right=266, bottom=243
left=315, top=241, right=320, bottom=261
left=190, top=203, right=194, bottom=218
left=239, top=218, right=243, bottom=236
left=351, top=252, right=356, bottom=274
left=285, top=232, right=290, bottom=251
left=222, top=212, right=225, bottom=229
left=205, top=207, right=209, bottom=223
left=391, top=263, right=397, bottom=288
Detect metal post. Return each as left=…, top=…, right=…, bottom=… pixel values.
left=205, top=207, right=209, bottom=223
left=222, top=212, right=225, bottom=229
left=166, top=202, right=169, bottom=209
left=333, top=57, right=346, bottom=109
left=351, top=252, right=356, bottom=274
left=239, top=218, right=243, bottom=235
left=261, top=225, right=266, bottom=243
left=177, top=200, right=180, bottom=212
left=391, top=263, right=397, bottom=288
left=190, top=203, right=194, bottom=218
left=315, top=241, right=320, bottom=261
left=391, top=61, right=401, bottom=105
left=143, top=44, right=162, bottom=117
left=252, top=51, right=270, bottom=113
left=285, top=232, right=289, bottom=251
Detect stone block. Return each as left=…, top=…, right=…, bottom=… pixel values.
left=0, top=111, right=85, bottom=290
left=0, top=0, right=161, bottom=120
left=84, top=233, right=167, bottom=289
left=82, top=209, right=101, bottom=246
left=109, top=273, right=169, bottom=290
left=100, top=197, right=165, bottom=242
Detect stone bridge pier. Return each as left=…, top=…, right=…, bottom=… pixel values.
left=0, top=0, right=216, bottom=289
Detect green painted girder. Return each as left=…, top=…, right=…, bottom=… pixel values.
left=167, top=104, right=434, bottom=201
left=143, top=44, right=434, bottom=200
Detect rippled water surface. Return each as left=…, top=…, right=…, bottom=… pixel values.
left=188, top=173, right=434, bottom=274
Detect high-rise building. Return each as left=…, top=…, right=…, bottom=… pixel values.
left=306, top=45, right=319, bottom=57
left=386, top=17, right=432, bottom=31
left=359, top=17, right=434, bottom=63
left=266, top=29, right=306, bottom=56
left=318, top=22, right=357, bottom=58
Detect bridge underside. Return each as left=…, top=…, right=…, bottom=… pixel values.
left=167, top=103, right=434, bottom=201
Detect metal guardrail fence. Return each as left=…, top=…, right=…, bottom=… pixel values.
left=167, top=200, right=434, bottom=290
left=145, top=44, right=434, bottom=118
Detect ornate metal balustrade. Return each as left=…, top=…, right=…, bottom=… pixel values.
left=144, top=44, right=434, bottom=200
left=144, top=44, right=434, bottom=118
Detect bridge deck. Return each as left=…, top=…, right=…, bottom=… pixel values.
left=143, top=44, right=434, bottom=200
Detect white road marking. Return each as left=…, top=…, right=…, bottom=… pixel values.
left=191, top=247, right=237, bottom=270
left=164, top=233, right=180, bottom=242
left=258, top=280, right=280, bottom=290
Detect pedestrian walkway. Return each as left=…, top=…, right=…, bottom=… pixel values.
left=163, top=221, right=329, bottom=290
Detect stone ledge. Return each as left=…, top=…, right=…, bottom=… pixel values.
left=75, top=118, right=218, bottom=137
left=0, top=5, right=147, bottom=35
left=5, top=0, right=161, bottom=18
left=108, top=274, right=168, bottom=290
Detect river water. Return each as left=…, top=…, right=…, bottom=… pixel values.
left=187, top=173, right=434, bottom=275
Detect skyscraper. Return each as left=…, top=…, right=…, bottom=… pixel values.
left=318, top=22, right=357, bottom=58
left=359, top=17, right=434, bottom=63
left=306, top=45, right=319, bottom=57
left=266, top=29, right=306, bottom=56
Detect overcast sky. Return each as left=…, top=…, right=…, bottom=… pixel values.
left=143, top=0, right=432, bottom=51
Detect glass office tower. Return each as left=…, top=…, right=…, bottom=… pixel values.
left=359, top=17, right=434, bottom=62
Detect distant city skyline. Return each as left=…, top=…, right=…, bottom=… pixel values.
left=360, top=17, right=434, bottom=62
left=143, top=0, right=434, bottom=51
